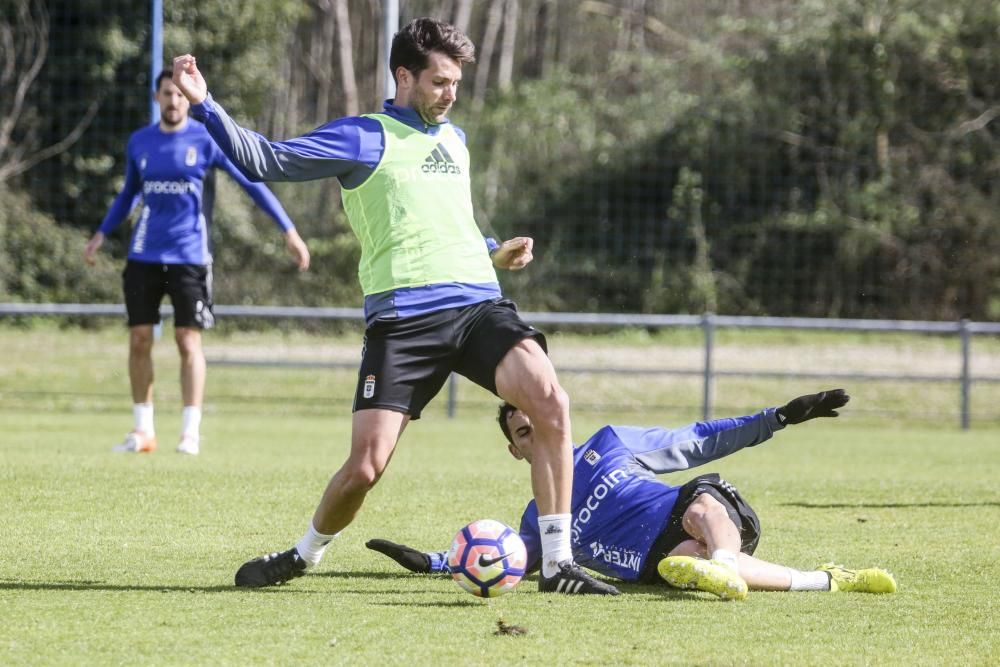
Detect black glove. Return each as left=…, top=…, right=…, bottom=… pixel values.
left=365, top=538, right=432, bottom=573
left=777, top=389, right=849, bottom=425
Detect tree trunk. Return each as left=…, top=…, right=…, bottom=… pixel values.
left=526, top=0, right=552, bottom=79
left=453, top=0, right=473, bottom=35
left=497, top=0, right=519, bottom=92
left=333, top=0, right=359, bottom=116
left=472, top=0, right=504, bottom=109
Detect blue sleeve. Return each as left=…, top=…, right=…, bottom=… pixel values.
left=191, top=94, right=382, bottom=186
left=98, top=138, right=142, bottom=235
left=426, top=551, right=451, bottom=574
left=518, top=503, right=542, bottom=575
left=215, top=150, right=294, bottom=232
left=612, top=409, right=785, bottom=474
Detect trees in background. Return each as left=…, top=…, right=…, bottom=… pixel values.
left=2, top=0, right=997, bottom=319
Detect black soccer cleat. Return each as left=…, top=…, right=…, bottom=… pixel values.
left=538, top=560, right=620, bottom=595
left=234, top=548, right=308, bottom=588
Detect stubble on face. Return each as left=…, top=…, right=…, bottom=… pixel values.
left=156, top=80, right=190, bottom=131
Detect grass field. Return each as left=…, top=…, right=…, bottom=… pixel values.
left=2, top=323, right=1000, bottom=665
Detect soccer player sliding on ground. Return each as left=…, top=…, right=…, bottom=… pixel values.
left=368, top=389, right=897, bottom=599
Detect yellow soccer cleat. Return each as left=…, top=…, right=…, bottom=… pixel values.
left=818, top=563, right=897, bottom=594
left=657, top=555, right=749, bottom=601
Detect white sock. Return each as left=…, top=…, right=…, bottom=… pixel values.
left=133, top=403, right=154, bottom=435
left=789, top=568, right=832, bottom=591
left=295, top=523, right=339, bottom=568
left=711, top=548, right=740, bottom=573
left=181, top=406, right=202, bottom=440
left=538, top=513, right=573, bottom=577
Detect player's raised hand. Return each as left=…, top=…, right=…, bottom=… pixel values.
left=285, top=228, right=311, bottom=271
left=777, top=388, right=850, bottom=425
left=172, top=54, right=207, bottom=105
left=83, top=231, right=104, bottom=266
left=491, top=236, right=534, bottom=271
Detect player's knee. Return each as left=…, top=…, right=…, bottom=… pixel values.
left=525, top=384, right=570, bottom=428
left=129, top=330, right=154, bottom=354
left=684, top=494, right=727, bottom=527
left=174, top=329, right=202, bottom=357
left=341, top=459, right=385, bottom=491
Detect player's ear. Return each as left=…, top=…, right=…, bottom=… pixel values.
left=507, top=443, right=524, bottom=461
left=395, top=66, right=413, bottom=88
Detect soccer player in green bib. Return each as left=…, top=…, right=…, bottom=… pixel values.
left=172, top=18, right=618, bottom=594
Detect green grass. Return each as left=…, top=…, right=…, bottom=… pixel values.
left=2, top=324, right=1000, bottom=664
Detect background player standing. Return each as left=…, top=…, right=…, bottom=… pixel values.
left=84, top=70, right=310, bottom=456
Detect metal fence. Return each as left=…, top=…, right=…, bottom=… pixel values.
left=4, top=302, right=999, bottom=429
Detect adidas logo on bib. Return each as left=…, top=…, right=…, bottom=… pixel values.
left=422, top=143, right=461, bottom=175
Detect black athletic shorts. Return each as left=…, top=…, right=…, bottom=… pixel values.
left=122, top=260, right=215, bottom=329
left=353, top=298, right=546, bottom=419
left=638, top=473, right=762, bottom=584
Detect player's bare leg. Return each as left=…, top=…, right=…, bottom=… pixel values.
left=234, top=409, right=408, bottom=587
left=129, top=325, right=155, bottom=404
left=175, top=327, right=204, bottom=454
left=657, top=495, right=749, bottom=599
left=114, top=325, right=157, bottom=452
left=680, top=494, right=743, bottom=562
left=495, top=338, right=618, bottom=595
left=667, top=538, right=791, bottom=590
left=311, top=409, right=408, bottom=535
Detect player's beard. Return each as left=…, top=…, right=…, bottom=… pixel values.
left=414, top=90, right=450, bottom=125
left=160, top=108, right=186, bottom=129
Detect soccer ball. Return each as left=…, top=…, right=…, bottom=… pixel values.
left=447, top=519, right=527, bottom=598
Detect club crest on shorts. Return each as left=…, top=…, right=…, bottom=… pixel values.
left=185, top=146, right=197, bottom=166
left=363, top=374, right=376, bottom=399
left=584, top=449, right=601, bottom=465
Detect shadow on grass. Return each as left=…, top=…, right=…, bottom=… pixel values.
left=314, top=570, right=431, bottom=580
left=0, top=580, right=254, bottom=593
left=782, top=501, right=1000, bottom=508
left=368, top=599, right=489, bottom=608
left=1, top=573, right=706, bottom=601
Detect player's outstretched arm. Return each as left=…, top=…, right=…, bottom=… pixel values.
left=366, top=539, right=449, bottom=574
left=777, top=388, right=850, bottom=425
left=491, top=237, right=534, bottom=271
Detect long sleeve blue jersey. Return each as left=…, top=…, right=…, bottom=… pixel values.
left=190, top=96, right=501, bottom=322
left=518, top=409, right=783, bottom=581
left=426, top=409, right=784, bottom=582
left=99, top=121, right=294, bottom=265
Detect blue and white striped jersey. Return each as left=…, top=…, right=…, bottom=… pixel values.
left=99, top=120, right=294, bottom=265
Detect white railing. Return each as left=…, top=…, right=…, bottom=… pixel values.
left=3, top=303, right=999, bottom=429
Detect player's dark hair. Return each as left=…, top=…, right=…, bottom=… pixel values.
left=497, top=402, right=518, bottom=444
left=390, top=17, right=475, bottom=84
left=154, top=69, right=173, bottom=92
